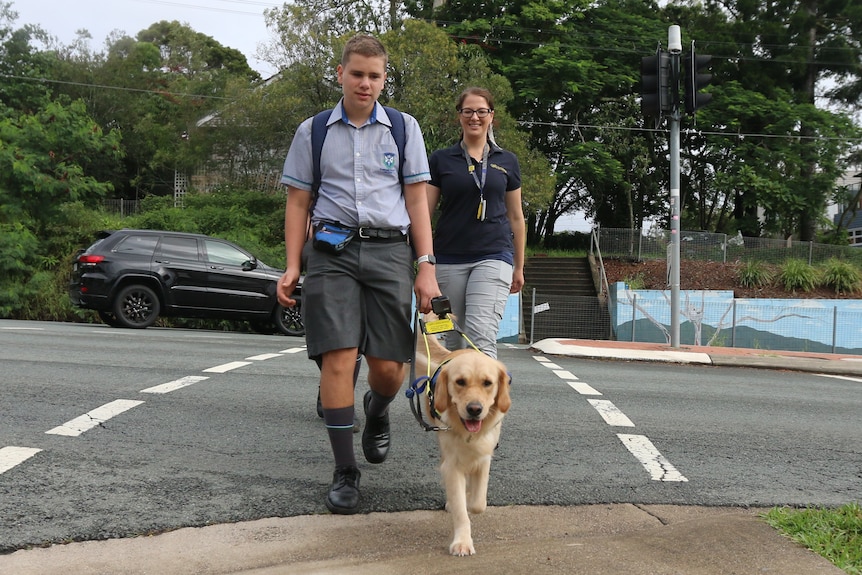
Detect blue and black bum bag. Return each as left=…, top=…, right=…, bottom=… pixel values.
left=312, top=222, right=356, bottom=255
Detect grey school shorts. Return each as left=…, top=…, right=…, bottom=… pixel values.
left=301, top=238, right=414, bottom=363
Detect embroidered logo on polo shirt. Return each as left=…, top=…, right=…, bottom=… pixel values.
left=382, top=152, right=397, bottom=173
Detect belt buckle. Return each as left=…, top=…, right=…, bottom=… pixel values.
left=358, top=227, right=371, bottom=239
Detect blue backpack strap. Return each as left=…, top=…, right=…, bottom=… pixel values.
left=311, top=106, right=406, bottom=196
left=382, top=105, right=406, bottom=185
left=310, top=109, right=331, bottom=197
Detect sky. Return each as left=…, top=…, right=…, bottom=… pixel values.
left=11, top=0, right=281, bottom=77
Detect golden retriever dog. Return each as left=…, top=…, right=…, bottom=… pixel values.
left=414, top=321, right=512, bottom=556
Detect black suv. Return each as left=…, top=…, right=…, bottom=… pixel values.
left=68, top=229, right=304, bottom=336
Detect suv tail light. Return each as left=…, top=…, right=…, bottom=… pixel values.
left=78, top=255, right=105, bottom=264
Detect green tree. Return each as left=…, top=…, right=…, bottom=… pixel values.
left=423, top=0, right=671, bottom=237
left=43, top=20, right=259, bottom=200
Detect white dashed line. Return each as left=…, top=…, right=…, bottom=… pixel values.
left=45, top=399, right=145, bottom=437
left=203, top=361, right=252, bottom=373
left=279, top=347, right=306, bottom=354
left=535, top=355, right=687, bottom=482
left=617, top=434, right=688, bottom=482
left=587, top=399, right=635, bottom=427
left=0, top=446, right=42, bottom=475
left=141, top=376, right=209, bottom=394
left=245, top=353, right=282, bottom=361
left=564, top=380, right=602, bottom=395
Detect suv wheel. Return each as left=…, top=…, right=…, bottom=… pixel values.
left=113, top=284, right=160, bottom=328
left=273, top=302, right=304, bottom=336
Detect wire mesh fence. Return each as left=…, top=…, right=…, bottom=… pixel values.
left=523, top=291, right=612, bottom=345
left=102, top=199, right=140, bottom=217
left=596, top=227, right=862, bottom=266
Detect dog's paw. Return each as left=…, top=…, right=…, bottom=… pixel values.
left=449, top=539, right=476, bottom=556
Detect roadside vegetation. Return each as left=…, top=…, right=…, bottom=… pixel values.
left=765, top=503, right=862, bottom=574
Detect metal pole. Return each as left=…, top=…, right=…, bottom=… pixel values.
left=668, top=26, right=682, bottom=348
left=529, top=288, right=536, bottom=346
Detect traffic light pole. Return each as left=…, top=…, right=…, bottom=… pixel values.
left=669, top=107, right=681, bottom=348
left=640, top=25, right=712, bottom=348
left=668, top=26, right=681, bottom=348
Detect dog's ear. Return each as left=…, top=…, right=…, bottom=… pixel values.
left=433, top=365, right=451, bottom=414
left=495, top=364, right=511, bottom=413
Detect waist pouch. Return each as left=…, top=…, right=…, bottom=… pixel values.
left=312, top=222, right=355, bottom=255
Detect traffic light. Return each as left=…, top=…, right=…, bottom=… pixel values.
left=640, top=48, right=671, bottom=117
left=684, top=44, right=712, bottom=114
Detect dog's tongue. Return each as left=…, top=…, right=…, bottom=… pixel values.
left=464, top=419, right=482, bottom=433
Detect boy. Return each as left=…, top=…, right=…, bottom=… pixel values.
left=277, top=34, right=439, bottom=514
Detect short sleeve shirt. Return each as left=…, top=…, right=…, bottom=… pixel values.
left=281, top=100, right=430, bottom=232
left=429, top=141, right=521, bottom=263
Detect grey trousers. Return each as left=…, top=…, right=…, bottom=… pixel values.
left=435, top=259, right=513, bottom=359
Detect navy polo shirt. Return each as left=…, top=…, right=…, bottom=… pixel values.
left=429, top=142, right=521, bottom=264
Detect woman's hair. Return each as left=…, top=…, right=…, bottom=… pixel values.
left=342, top=34, right=388, bottom=66
left=455, top=87, right=495, bottom=111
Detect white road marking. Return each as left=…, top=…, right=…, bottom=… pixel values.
left=816, top=373, right=862, bottom=383
left=553, top=369, right=578, bottom=380
left=45, top=399, right=145, bottom=437
left=245, top=353, right=282, bottom=361
left=203, top=361, right=252, bottom=373
left=141, top=376, right=209, bottom=394
left=279, top=347, right=306, bottom=354
left=532, top=356, right=550, bottom=362
left=0, top=446, right=42, bottom=475
left=0, top=327, right=44, bottom=331
left=541, top=362, right=563, bottom=369
left=564, top=380, right=602, bottom=395
left=617, top=434, right=688, bottom=482
left=587, top=399, right=635, bottom=427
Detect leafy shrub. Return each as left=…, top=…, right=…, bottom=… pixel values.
left=623, top=273, right=646, bottom=290
left=778, top=259, right=819, bottom=293
left=819, top=258, right=862, bottom=294
left=737, top=260, right=774, bottom=288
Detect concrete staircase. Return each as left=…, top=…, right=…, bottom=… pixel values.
left=521, top=256, right=611, bottom=342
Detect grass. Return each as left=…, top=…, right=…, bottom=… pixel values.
left=778, top=259, right=820, bottom=292
left=820, top=258, right=862, bottom=294
left=764, top=503, right=862, bottom=574
left=526, top=247, right=588, bottom=258
left=737, top=260, right=775, bottom=288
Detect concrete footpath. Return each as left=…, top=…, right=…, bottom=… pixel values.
left=3, top=339, right=856, bottom=575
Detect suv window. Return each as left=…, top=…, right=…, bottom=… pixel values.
left=204, top=239, right=252, bottom=266
left=156, top=236, right=200, bottom=261
left=113, top=234, right=159, bottom=256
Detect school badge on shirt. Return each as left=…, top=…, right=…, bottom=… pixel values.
left=382, top=152, right=396, bottom=174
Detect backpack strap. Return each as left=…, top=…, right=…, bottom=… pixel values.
left=381, top=105, right=406, bottom=185
left=311, top=106, right=407, bottom=197
left=310, top=109, right=331, bottom=197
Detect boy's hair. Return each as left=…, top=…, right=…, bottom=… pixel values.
left=341, top=34, right=388, bottom=66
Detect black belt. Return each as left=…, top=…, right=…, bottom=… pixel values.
left=356, top=227, right=407, bottom=242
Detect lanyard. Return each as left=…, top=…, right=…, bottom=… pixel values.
left=460, top=141, right=489, bottom=195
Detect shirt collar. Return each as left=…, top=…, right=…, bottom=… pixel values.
left=335, top=99, right=389, bottom=128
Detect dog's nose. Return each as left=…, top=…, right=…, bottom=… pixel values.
left=466, top=402, right=483, bottom=418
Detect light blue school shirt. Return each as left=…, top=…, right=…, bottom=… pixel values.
left=281, top=99, right=430, bottom=233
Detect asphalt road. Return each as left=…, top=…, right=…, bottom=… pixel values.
left=1, top=320, right=860, bottom=553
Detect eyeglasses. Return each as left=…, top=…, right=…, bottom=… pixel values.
left=458, top=108, right=492, bottom=118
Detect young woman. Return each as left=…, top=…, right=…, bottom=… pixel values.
left=427, top=87, right=526, bottom=358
